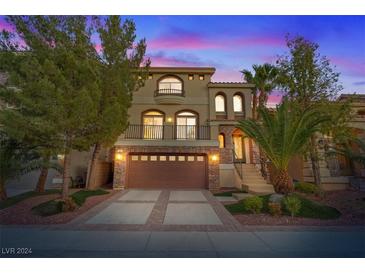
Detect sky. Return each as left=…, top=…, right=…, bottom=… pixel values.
left=1, top=16, right=364, bottom=104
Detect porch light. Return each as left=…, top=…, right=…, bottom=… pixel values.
left=115, top=149, right=124, bottom=161
left=211, top=154, right=219, bottom=162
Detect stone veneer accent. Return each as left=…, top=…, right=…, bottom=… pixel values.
left=218, top=125, right=253, bottom=164
left=218, top=125, right=236, bottom=164
left=113, top=146, right=220, bottom=191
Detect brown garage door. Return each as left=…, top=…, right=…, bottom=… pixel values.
left=127, top=153, right=207, bottom=189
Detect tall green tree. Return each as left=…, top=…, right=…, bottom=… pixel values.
left=0, top=27, right=63, bottom=193
left=237, top=100, right=329, bottom=194
left=276, top=35, right=343, bottom=185
left=0, top=16, right=101, bottom=200
left=86, top=16, right=149, bottom=189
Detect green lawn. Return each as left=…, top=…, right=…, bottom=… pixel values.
left=225, top=193, right=341, bottom=220
left=71, top=189, right=109, bottom=206
left=0, top=189, right=60, bottom=210
left=214, top=189, right=247, bottom=197
left=32, top=189, right=109, bottom=216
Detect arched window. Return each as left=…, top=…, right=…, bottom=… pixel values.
left=142, top=110, right=164, bottom=139
left=158, top=76, right=183, bottom=94
left=215, top=94, right=226, bottom=112
left=233, top=94, right=243, bottom=112
left=218, top=133, right=225, bottom=148
left=176, top=111, right=198, bottom=139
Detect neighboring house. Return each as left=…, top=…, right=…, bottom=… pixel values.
left=336, top=94, right=365, bottom=179
left=298, top=94, right=365, bottom=190
left=111, top=67, right=273, bottom=193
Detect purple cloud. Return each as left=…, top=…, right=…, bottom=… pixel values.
left=353, top=81, right=365, bottom=86
left=330, top=56, right=365, bottom=77
left=148, top=27, right=284, bottom=51
left=147, top=51, right=208, bottom=67
left=0, top=20, right=13, bottom=32
left=148, top=28, right=216, bottom=50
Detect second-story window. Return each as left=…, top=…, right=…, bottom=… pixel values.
left=233, top=94, right=243, bottom=112
left=143, top=110, right=164, bottom=139
left=215, top=94, right=226, bottom=112
left=176, top=111, right=197, bottom=139
left=158, top=76, right=182, bottom=94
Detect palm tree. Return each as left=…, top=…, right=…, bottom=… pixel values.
left=241, top=63, right=278, bottom=119
left=241, top=63, right=278, bottom=178
left=237, top=100, right=329, bottom=194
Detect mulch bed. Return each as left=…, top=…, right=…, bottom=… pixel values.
left=230, top=189, right=365, bottom=226
left=0, top=190, right=117, bottom=225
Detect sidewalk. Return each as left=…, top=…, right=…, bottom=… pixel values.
left=1, top=226, right=364, bottom=257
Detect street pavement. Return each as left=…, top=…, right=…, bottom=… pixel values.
left=0, top=226, right=364, bottom=258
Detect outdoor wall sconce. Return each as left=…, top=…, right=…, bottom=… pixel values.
left=210, top=154, right=219, bottom=162
left=115, top=149, right=124, bottom=161
left=166, top=117, right=172, bottom=123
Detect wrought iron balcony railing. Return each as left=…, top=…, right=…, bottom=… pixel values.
left=123, top=124, right=210, bottom=140
left=154, top=88, right=185, bottom=97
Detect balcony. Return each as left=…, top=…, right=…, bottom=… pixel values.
left=123, top=124, right=211, bottom=140
left=154, top=89, right=185, bottom=105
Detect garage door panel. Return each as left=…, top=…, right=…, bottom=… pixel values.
left=127, top=154, right=207, bottom=189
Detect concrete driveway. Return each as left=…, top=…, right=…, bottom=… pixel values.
left=69, top=189, right=241, bottom=231
left=1, top=189, right=364, bottom=257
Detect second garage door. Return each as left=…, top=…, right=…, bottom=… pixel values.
left=127, top=153, right=207, bottom=189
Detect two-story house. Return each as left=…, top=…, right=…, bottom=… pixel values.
left=111, top=67, right=274, bottom=193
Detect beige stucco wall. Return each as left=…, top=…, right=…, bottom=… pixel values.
left=126, top=69, right=213, bottom=128
left=219, top=164, right=242, bottom=189
left=120, top=68, right=254, bottom=143
left=208, top=86, right=252, bottom=121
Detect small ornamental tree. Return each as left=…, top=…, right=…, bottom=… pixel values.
left=276, top=35, right=343, bottom=185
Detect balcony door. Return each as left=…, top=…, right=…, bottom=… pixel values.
left=143, top=111, right=164, bottom=139
left=176, top=111, right=197, bottom=139
left=158, top=76, right=183, bottom=94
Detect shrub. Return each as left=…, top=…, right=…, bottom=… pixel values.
left=295, top=182, right=320, bottom=194
left=243, top=196, right=263, bottom=214
left=268, top=202, right=282, bottom=216
left=283, top=195, right=302, bottom=217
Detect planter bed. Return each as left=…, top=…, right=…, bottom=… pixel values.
left=224, top=190, right=365, bottom=226
left=0, top=189, right=116, bottom=225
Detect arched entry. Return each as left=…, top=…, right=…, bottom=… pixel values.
left=232, top=128, right=247, bottom=163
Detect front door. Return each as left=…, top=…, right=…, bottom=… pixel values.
left=233, top=135, right=246, bottom=162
